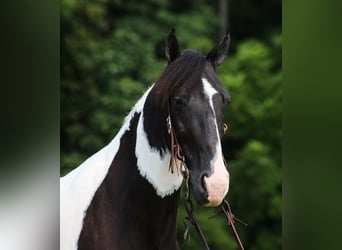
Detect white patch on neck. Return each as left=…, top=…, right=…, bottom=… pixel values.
left=135, top=113, right=183, bottom=197
left=60, top=86, right=152, bottom=250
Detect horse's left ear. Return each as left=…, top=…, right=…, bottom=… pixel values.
left=206, top=31, right=230, bottom=70
left=165, top=28, right=181, bottom=64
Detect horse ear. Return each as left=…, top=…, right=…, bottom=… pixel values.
left=206, top=31, right=230, bottom=69
left=165, top=28, right=181, bottom=63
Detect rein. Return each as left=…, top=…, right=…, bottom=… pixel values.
left=167, top=115, right=246, bottom=250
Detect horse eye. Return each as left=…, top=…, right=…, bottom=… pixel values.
left=172, top=96, right=185, bottom=109
left=223, top=96, right=231, bottom=106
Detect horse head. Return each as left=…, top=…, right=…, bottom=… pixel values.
left=144, top=29, right=231, bottom=206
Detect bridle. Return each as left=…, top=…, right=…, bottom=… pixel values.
left=167, top=110, right=246, bottom=250
left=166, top=115, right=188, bottom=176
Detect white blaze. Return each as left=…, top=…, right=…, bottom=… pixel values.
left=202, top=78, right=230, bottom=206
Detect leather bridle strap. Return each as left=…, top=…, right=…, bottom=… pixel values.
left=167, top=115, right=186, bottom=175
left=182, top=170, right=246, bottom=250
left=167, top=109, right=210, bottom=249
left=183, top=172, right=210, bottom=250
left=221, top=200, right=246, bottom=250
left=167, top=106, right=245, bottom=250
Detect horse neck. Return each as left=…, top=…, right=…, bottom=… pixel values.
left=114, top=84, right=183, bottom=202
left=111, top=89, right=183, bottom=239
left=124, top=91, right=184, bottom=239
left=79, top=110, right=182, bottom=249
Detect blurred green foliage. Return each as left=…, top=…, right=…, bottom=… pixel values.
left=61, top=0, right=281, bottom=249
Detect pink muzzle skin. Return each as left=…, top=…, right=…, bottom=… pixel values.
left=203, top=154, right=230, bottom=206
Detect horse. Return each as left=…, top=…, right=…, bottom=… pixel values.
left=60, top=29, right=231, bottom=250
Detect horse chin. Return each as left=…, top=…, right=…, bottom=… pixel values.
left=202, top=190, right=227, bottom=207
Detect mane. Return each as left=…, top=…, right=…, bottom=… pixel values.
left=153, top=50, right=207, bottom=103
left=142, top=50, right=207, bottom=153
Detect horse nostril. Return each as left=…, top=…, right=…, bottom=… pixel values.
left=200, top=173, right=209, bottom=193
left=189, top=173, right=210, bottom=205
left=200, top=174, right=206, bottom=185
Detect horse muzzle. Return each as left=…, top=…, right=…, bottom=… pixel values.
left=190, top=153, right=230, bottom=206
left=203, top=154, right=230, bottom=206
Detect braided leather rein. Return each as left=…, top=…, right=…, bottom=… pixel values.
left=167, top=116, right=246, bottom=250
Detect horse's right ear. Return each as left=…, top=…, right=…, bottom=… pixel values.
left=206, top=31, right=230, bottom=70
left=165, top=28, right=181, bottom=63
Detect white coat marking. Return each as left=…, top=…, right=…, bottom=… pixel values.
left=60, top=86, right=152, bottom=250
left=135, top=114, right=183, bottom=197
left=60, top=84, right=185, bottom=249
left=202, top=78, right=230, bottom=205
left=202, top=77, right=222, bottom=162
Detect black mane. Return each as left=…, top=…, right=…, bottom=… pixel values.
left=143, top=50, right=208, bottom=153
left=153, top=50, right=207, bottom=103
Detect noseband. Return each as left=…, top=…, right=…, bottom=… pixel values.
left=166, top=109, right=245, bottom=250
